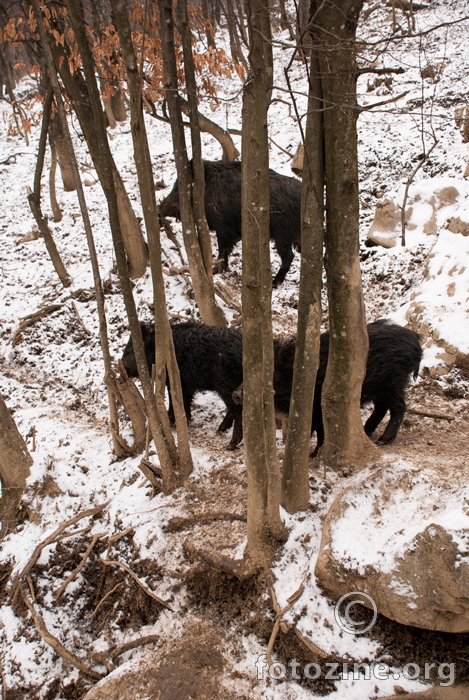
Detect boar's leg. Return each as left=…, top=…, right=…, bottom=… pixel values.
left=272, top=239, right=294, bottom=287
left=364, top=401, right=389, bottom=437
left=375, top=395, right=406, bottom=445
left=226, top=405, right=243, bottom=450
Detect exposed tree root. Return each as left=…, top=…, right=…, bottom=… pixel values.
left=20, top=580, right=105, bottom=681
left=165, top=512, right=246, bottom=532
left=99, top=558, right=173, bottom=611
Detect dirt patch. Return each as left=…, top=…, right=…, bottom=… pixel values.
left=81, top=620, right=242, bottom=700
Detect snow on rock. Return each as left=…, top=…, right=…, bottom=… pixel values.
left=315, top=459, right=469, bottom=633
left=365, top=178, right=469, bottom=366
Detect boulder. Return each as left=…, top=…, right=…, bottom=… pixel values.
left=315, top=461, right=469, bottom=633
left=366, top=182, right=460, bottom=248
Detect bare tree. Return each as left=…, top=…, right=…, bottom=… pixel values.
left=157, top=0, right=226, bottom=326
left=110, top=0, right=193, bottom=477
left=313, top=0, right=374, bottom=469
left=281, top=49, right=325, bottom=513
left=241, top=0, right=285, bottom=571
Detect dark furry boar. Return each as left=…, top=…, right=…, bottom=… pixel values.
left=159, top=160, right=302, bottom=286
left=122, top=321, right=244, bottom=449
left=233, top=320, right=422, bottom=454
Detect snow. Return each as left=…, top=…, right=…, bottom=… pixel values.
left=1, top=0, right=469, bottom=697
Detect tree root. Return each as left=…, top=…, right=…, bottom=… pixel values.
left=10, top=503, right=107, bottom=595
left=20, top=580, right=105, bottom=680
left=165, top=511, right=246, bottom=532
left=183, top=540, right=257, bottom=580
left=99, top=558, right=173, bottom=611
left=54, top=532, right=107, bottom=600
left=267, top=583, right=305, bottom=667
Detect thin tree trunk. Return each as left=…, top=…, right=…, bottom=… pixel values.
left=39, top=12, right=149, bottom=280
left=157, top=0, right=226, bottom=327
left=242, top=0, right=285, bottom=571
left=28, top=81, right=70, bottom=286
left=314, top=0, right=374, bottom=469
left=178, top=0, right=214, bottom=278
left=110, top=0, right=193, bottom=477
left=0, top=391, right=33, bottom=539
left=49, top=142, right=62, bottom=222
left=281, top=51, right=324, bottom=513
left=30, top=0, right=127, bottom=460
left=62, top=0, right=181, bottom=491
left=49, top=113, right=76, bottom=191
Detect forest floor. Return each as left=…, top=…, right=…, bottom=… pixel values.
left=2, top=0, right=469, bottom=697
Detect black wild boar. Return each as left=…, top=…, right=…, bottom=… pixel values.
left=233, top=320, right=422, bottom=454
left=159, top=160, right=302, bottom=286
left=122, top=321, right=244, bottom=449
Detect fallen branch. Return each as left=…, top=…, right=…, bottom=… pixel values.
left=267, top=584, right=305, bottom=668
left=10, top=503, right=107, bottom=593
left=71, top=301, right=92, bottom=335
left=214, top=281, right=242, bottom=314
left=54, top=532, right=107, bottom=600
left=12, top=304, right=63, bottom=345
left=100, top=558, right=173, bottom=611
left=165, top=512, right=246, bottom=533
left=407, top=406, right=454, bottom=420
left=109, top=634, right=160, bottom=660
left=21, top=581, right=105, bottom=680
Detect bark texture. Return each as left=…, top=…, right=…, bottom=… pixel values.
left=0, top=392, right=33, bottom=538
left=314, top=0, right=374, bottom=469
left=281, top=50, right=324, bottom=513
left=157, top=0, right=226, bottom=326
left=242, top=0, right=285, bottom=570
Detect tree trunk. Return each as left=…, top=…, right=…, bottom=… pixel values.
left=0, top=391, right=33, bottom=539
left=242, top=0, right=285, bottom=571
left=110, top=0, right=193, bottom=478
left=157, top=0, right=226, bottom=327
left=178, top=0, right=214, bottom=279
left=281, top=50, right=324, bottom=513
left=49, top=112, right=76, bottom=191
left=30, top=0, right=127, bottom=459
left=314, top=0, right=374, bottom=469
left=40, top=14, right=149, bottom=279
left=63, top=0, right=181, bottom=491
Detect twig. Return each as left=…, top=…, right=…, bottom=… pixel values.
left=20, top=582, right=105, bottom=680
left=54, top=532, right=107, bottom=600
left=400, top=140, right=438, bottom=245
left=99, top=558, right=173, bottom=611
left=55, top=524, right=93, bottom=542
left=214, top=281, right=242, bottom=314
left=165, top=512, right=247, bottom=532
left=71, top=301, right=92, bottom=335
left=267, top=584, right=305, bottom=667
left=10, top=503, right=107, bottom=593
left=359, top=90, right=410, bottom=112
left=87, top=581, right=124, bottom=619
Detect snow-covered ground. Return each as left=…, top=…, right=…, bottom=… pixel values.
left=1, top=1, right=469, bottom=697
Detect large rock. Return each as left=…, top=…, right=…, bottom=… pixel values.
left=315, top=461, right=469, bottom=633
left=366, top=181, right=460, bottom=248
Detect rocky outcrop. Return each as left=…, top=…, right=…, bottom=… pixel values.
left=315, top=461, right=469, bottom=633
